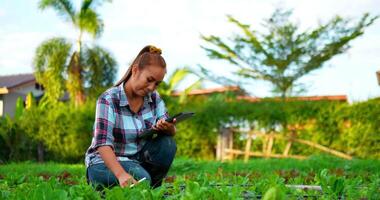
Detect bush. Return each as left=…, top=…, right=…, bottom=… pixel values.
left=343, top=98, right=380, bottom=158
left=19, top=100, right=95, bottom=162
left=169, top=94, right=380, bottom=159
left=1, top=93, right=379, bottom=162
left=0, top=115, right=37, bottom=162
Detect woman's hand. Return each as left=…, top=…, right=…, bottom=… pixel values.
left=117, top=171, right=138, bottom=188
left=153, top=118, right=176, bottom=136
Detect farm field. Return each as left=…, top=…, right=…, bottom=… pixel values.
left=1, top=0, right=380, bottom=199
left=1, top=155, right=379, bottom=199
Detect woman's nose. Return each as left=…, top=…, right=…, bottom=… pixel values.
left=147, top=83, right=156, bottom=92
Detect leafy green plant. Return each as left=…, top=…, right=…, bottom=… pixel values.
left=262, top=186, right=286, bottom=200
left=315, top=169, right=345, bottom=198
left=1, top=157, right=380, bottom=199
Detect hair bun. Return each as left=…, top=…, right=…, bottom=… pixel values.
left=149, top=46, right=162, bottom=54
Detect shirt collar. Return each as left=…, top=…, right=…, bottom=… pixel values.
left=118, top=82, right=129, bottom=107
left=118, top=82, right=153, bottom=107
left=145, top=92, right=153, bottom=103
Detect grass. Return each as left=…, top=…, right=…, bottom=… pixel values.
left=0, top=155, right=379, bottom=199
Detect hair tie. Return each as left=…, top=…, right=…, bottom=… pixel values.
left=149, top=46, right=162, bottom=54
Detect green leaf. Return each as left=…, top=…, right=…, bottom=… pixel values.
left=38, top=0, right=76, bottom=24
left=14, top=97, right=24, bottom=120
left=262, top=186, right=286, bottom=200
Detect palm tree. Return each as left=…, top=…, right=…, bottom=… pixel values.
left=34, top=0, right=116, bottom=106
left=158, top=67, right=202, bottom=104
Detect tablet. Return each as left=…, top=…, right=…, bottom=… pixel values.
left=165, top=112, right=195, bottom=123
left=138, top=112, right=195, bottom=139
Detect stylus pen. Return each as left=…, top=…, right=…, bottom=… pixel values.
left=129, top=177, right=147, bottom=188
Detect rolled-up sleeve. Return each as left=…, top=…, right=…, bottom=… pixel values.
left=93, top=97, right=115, bottom=150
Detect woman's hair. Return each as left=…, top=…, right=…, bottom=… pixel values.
left=114, top=45, right=166, bottom=86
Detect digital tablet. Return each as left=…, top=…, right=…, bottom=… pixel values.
left=138, top=112, right=195, bottom=139
left=165, top=112, right=195, bottom=123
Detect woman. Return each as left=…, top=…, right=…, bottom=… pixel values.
left=85, top=45, right=177, bottom=189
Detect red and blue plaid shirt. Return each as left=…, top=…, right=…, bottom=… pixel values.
left=85, top=82, right=169, bottom=167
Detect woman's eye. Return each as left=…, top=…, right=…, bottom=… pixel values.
left=147, top=78, right=153, bottom=82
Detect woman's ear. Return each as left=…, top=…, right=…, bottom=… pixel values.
left=131, top=64, right=139, bottom=77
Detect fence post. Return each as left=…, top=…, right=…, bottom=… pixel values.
left=216, top=127, right=233, bottom=161
left=244, top=132, right=253, bottom=162
left=266, top=134, right=274, bottom=158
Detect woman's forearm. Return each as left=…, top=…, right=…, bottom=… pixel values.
left=97, top=146, right=127, bottom=178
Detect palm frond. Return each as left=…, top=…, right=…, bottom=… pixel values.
left=38, top=0, right=76, bottom=24
left=33, top=37, right=72, bottom=103
left=179, top=78, right=203, bottom=103
left=167, top=68, right=192, bottom=92
left=77, top=8, right=104, bottom=38
left=82, top=45, right=117, bottom=97
left=81, top=0, right=112, bottom=11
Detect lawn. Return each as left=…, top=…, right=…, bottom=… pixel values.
left=1, top=155, right=379, bottom=199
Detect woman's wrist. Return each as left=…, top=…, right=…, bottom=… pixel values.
left=114, top=169, right=126, bottom=179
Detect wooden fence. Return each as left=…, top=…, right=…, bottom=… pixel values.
left=216, top=128, right=352, bottom=162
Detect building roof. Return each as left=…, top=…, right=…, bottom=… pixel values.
left=237, top=95, right=347, bottom=102
left=172, top=86, right=347, bottom=102
left=171, top=86, right=244, bottom=96
left=0, top=73, right=36, bottom=94
left=0, top=73, right=35, bottom=88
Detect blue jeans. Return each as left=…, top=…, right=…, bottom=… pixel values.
left=87, top=135, right=176, bottom=189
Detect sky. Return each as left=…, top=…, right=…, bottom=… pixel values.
left=0, top=0, right=379, bottom=102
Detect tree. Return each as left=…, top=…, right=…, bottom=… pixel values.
left=34, top=0, right=116, bottom=105
left=201, top=8, right=378, bottom=98
left=0, top=97, right=35, bottom=161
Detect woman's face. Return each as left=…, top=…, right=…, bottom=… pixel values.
left=131, top=64, right=166, bottom=97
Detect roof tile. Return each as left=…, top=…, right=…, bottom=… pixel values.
left=0, top=73, right=35, bottom=88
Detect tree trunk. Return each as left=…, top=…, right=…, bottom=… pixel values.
left=67, top=51, right=85, bottom=106
left=37, top=142, right=44, bottom=163
left=67, top=31, right=85, bottom=106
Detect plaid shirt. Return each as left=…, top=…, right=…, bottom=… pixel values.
left=85, top=82, right=169, bottom=167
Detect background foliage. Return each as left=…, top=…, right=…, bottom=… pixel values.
left=0, top=93, right=379, bottom=163
left=170, top=94, right=380, bottom=159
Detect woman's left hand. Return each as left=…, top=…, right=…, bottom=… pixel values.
left=152, top=118, right=176, bottom=136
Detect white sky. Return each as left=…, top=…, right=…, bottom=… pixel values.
left=0, top=0, right=379, bottom=102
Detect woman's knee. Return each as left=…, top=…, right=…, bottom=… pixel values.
left=157, top=135, right=177, bottom=155
left=87, top=163, right=118, bottom=188
left=142, top=135, right=177, bottom=169
left=120, top=161, right=152, bottom=185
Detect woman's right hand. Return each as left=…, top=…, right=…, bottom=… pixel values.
left=117, top=172, right=138, bottom=188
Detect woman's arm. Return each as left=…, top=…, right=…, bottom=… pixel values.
left=97, top=146, right=137, bottom=187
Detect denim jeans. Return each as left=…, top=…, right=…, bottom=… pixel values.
left=87, top=135, right=176, bottom=189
